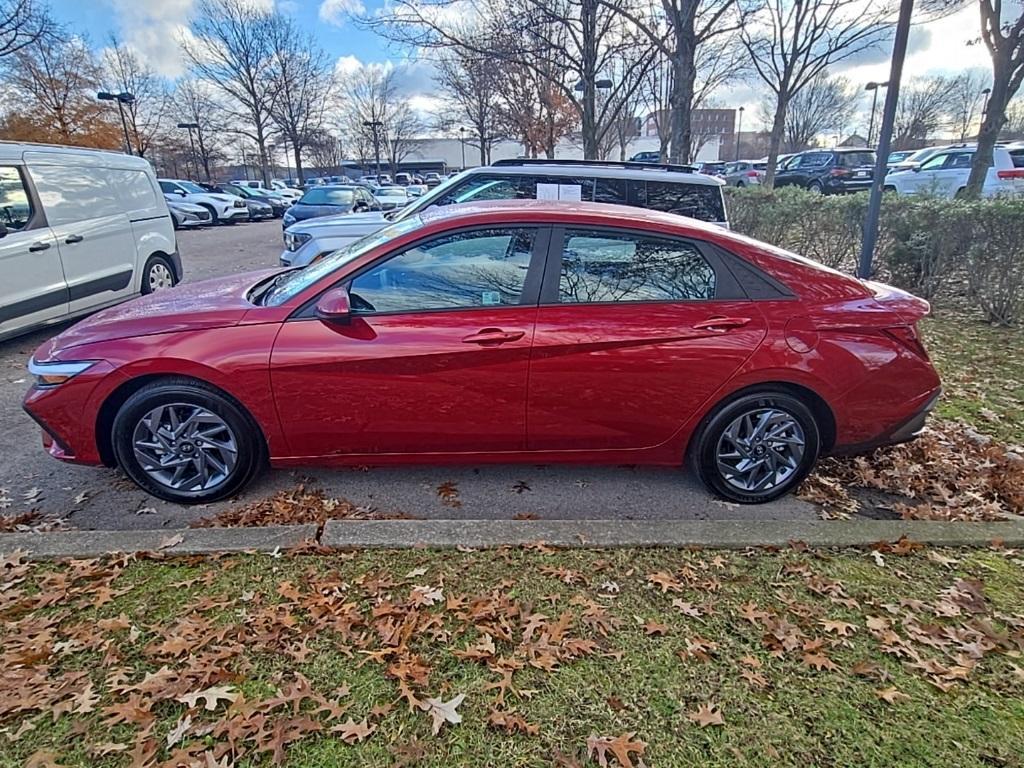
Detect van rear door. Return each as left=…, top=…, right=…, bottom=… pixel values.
left=26, top=154, right=138, bottom=314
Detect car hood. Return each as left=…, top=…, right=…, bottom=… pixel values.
left=287, top=210, right=389, bottom=233
left=167, top=200, right=207, bottom=213
left=37, top=270, right=278, bottom=357
left=207, top=193, right=239, bottom=203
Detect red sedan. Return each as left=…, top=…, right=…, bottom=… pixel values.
left=24, top=201, right=941, bottom=505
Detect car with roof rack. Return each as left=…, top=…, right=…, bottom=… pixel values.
left=883, top=145, right=1024, bottom=198
left=279, top=158, right=728, bottom=268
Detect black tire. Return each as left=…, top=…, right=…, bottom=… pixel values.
left=807, top=181, right=824, bottom=194
left=883, top=185, right=897, bottom=194
left=736, top=180, right=745, bottom=188
left=141, top=254, right=178, bottom=295
left=111, top=379, right=265, bottom=504
left=170, top=211, right=181, bottom=230
left=954, top=187, right=968, bottom=199
left=199, top=204, right=219, bottom=225
left=691, top=390, right=820, bottom=504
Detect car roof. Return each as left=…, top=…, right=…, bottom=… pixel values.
left=466, top=161, right=724, bottom=187
left=0, top=140, right=152, bottom=170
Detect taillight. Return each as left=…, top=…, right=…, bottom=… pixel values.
left=829, top=168, right=850, bottom=177
left=997, top=169, right=1024, bottom=179
left=747, top=170, right=761, bottom=177
left=883, top=326, right=930, bottom=360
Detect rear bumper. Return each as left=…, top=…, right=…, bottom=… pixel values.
left=832, top=388, right=941, bottom=456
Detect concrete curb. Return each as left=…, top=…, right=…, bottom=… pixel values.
left=3, top=519, right=1023, bottom=561
left=320, top=519, right=1024, bottom=550
left=0, top=525, right=318, bottom=560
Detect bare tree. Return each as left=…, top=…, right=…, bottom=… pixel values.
left=102, top=36, right=171, bottom=158
left=742, top=0, right=893, bottom=186
left=947, top=69, right=990, bottom=142
left=0, top=0, right=52, bottom=60
left=173, top=79, right=226, bottom=181
left=340, top=66, right=424, bottom=172
left=434, top=50, right=505, bottom=165
left=768, top=72, right=858, bottom=152
left=892, top=75, right=956, bottom=150
left=265, top=13, right=333, bottom=184
left=965, top=1, right=1024, bottom=197
left=494, top=56, right=578, bottom=157
left=2, top=33, right=120, bottom=147
left=1005, top=96, right=1024, bottom=139
left=182, top=0, right=276, bottom=184
left=305, top=128, right=346, bottom=175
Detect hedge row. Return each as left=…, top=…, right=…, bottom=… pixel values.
left=724, top=187, right=1024, bottom=326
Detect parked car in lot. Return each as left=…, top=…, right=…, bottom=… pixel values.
left=883, top=145, right=1024, bottom=198
left=393, top=172, right=413, bottom=185
left=233, top=178, right=302, bottom=204
left=629, top=151, right=662, bottom=163
left=166, top=198, right=213, bottom=229
left=423, top=171, right=444, bottom=187
left=721, top=160, right=767, bottom=187
left=374, top=185, right=412, bottom=210
left=1, top=141, right=180, bottom=342
left=25, top=200, right=941, bottom=505
left=407, top=183, right=429, bottom=198
left=159, top=179, right=248, bottom=224
left=885, top=150, right=916, bottom=172
left=199, top=183, right=273, bottom=221
left=774, top=149, right=876, bottom=193
left=281, top=185, right=381, bottom=229
left=280, top=158, right=728, bottom=268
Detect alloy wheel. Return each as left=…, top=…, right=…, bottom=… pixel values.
left=131, top=403, right=238, bottom=492
left=715, top=407, right=806, bottom=493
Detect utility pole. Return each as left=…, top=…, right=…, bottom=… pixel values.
left=459, top=127, right=466, bottom=170
left=363, top=120, right=383, bottom=177
left=735, top=106, right=745, bottom=161
left=858, top=0, right=914, bottom=279
left=98, top=91, right=136, bottom=155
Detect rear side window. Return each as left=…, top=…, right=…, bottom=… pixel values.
left=948, top=152, right=973, bottom=169
left=646, top=181, right=726, bottom=222
left=1009, top=149, right=1024, bottom=168
left=108, top=169, right=157, bottom=212
left=0, top=166, right=33, bottom=231
left=839, top=152, right=875, bottom=167
left=594, top=178, right=627, bottom=204
left=801, top=152, right=833, bottom=167
left=517, top=175, right=595, bottom=202
left=559, top=229, right=716, bottom=303
left=29, top=164, right=122, bottom=225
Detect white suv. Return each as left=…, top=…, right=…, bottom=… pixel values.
left=158, top=179, right=249, bottom=224
left=233, top=178, right=302, bottom=203
left=1, top=142, right=180, bottom=342
left=884, top=145, right=1024, bottom=198
left=280, top=159, right=728, bottom=267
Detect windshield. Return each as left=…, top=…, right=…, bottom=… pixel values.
left=906, top=147, right=942, bottom=163
left=377, top=186, right=408, bottom=197
left=300, top=188, right=355, bottom=205
left=261, top=216, right=425, bottom=307
left=383, top=171, right=467, bottom=223
left=180, top=181, right=208, bottom=194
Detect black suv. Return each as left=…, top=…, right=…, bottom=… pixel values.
left=774, top=148, right=876, bottom=194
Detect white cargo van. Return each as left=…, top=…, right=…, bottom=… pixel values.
left=0, top=142, right=180, bottom=342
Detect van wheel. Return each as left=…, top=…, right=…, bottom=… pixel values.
left=200, top=204, right=219, bottom=224
left=111, top=379, right=265, bottom=504
left=142, top=255, right=177, bottom=294
left=691, top=390, right=820, bottom=504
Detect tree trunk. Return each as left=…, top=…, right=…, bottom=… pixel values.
left=762, top=93, right=789, bottom=188
left=668, top=23, right=696, bottom=165
left=580, top=0, right=599, bottom=159
left=293, top=145, right=304, bottom=184
left=965, top=54, right=1010, bottom=198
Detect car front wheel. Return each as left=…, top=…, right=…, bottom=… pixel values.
left=111, top=379, right=264, bottom=504
left=692, top=391, right=820, bottom=504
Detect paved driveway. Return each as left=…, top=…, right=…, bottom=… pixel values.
left=0, top=219, right=818, bottom=530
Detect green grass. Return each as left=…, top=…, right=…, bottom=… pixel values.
left=922, top=311, right=1024, bottom=443
left=3, top=546, right=1023, bottom=767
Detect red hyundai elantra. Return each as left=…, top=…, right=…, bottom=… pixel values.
left=24, top=201, right=941, bottom=505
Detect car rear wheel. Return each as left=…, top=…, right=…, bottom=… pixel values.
left=691, top=391, right=820, bottom=504
left=142, top=255, right=177, bottom=294
left=807, top=181, right=824, bottom=194
left=111, top=379, right=265, bottom=504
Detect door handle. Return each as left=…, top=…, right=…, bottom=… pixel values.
left=64, top=234, right=84, bottom=244
left=461, top=328, right=526, bottom=345
left=28, top=241, right=51, bottom=252
left=692, top=316, right=751, bottom=331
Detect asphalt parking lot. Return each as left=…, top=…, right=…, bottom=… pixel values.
left=0, top=219, right=818, bottom=530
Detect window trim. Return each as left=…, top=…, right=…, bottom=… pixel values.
left=291, top=223, right=552, bottom=320
left=0, top=164, right=47, bottom=232
left=539, top=224, right=745, bottom=307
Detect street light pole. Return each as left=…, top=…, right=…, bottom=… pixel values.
left=363, top=120, right=383, bottom=177
left=735, top=106, right=744, bottom=161
left=459, top=127, right=466, bottom=170
left=858, top=0, right=914, bottom=279
left=865, top=81, right=889, bottom=147
left=98, top=91, right=136, bottom=155
left=176, top=122, right=200, bottom=180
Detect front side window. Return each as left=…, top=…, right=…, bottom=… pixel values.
left=800, top=152, right=833, bottom=168
left=158, top=181, right=180, bottom=194
left=920, top=154, right=949, bottom=171
left=558, top=229, right=716, bottom=304
left=0, top=166, right=33, bottom=231
left=948, top=152, right=974, bottom=169
left=350, top=228, right=536, bottom=314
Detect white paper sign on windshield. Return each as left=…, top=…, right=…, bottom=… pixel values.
left=558, top=184, right=582, bottom=202
left=536, top=183, right=559, bottom=200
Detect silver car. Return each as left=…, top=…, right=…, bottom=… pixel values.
left=165, top=197, right=213, bottom=229
left=722, top=160, right=767, bottom=187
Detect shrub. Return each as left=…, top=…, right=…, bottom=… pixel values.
left=965, top=198, right=1024, bottom=326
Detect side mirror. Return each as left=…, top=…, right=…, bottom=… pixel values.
left=912, top=166, right=921, bottom=173
left=177, top=189, right=187, bottom=196
left=315, top=287, right=351, bottom=324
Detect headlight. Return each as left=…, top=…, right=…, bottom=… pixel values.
left=284, top=231, right=312, bottom=252
left=28, top=359, right=96, bottom=387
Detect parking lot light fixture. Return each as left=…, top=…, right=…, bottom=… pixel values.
left=459, top=127, right=466, bottom=170
left=865, top=81, right=889, bottom=147
left=735, top=106, right=745, bottom=161
left=98, top=91, right=136, bottom=156
left=177, top=122, right=201, bottom=180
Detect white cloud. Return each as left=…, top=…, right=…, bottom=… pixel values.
left=334, top=54, right=365, bottom=78
left=319, top=0, right=366, bottom=27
